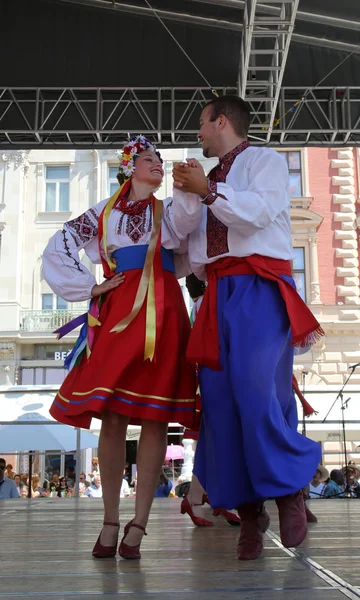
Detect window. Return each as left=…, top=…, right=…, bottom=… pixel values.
left=108, top=166, right=119, bottom=196
left=56, top=296, right=68, bottom=310
left=293, top=247, right=306, bottom=302
left=19, top=367, right=68, bottom=385
left=45, top=166, right=70, bottom=211
left=41, top=293, right=68, bottom=310
left=278, top=151, right=302, bottom=198
left=42, top=293, right=54, bottom=310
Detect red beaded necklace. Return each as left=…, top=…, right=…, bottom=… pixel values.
left=116, top=195, right=152, bottom=215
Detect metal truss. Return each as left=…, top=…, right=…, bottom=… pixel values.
left=0, top=86, right=360, bottom=148
left=239, top=0, right=299, bottom=143
left=57, top=0, right=360, bottom=55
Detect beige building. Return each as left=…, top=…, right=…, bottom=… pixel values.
left=1, top=147, right=360, bottom=474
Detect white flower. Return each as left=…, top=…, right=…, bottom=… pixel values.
left=122, top=160, right=135, bottom=177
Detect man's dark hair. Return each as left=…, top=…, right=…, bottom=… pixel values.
left=205, top=95, right=251, bottom=138
left=186, top=274, right=206, bottom=301
left=0, top=458, right=5, bottom=468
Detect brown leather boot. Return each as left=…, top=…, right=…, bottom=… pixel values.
left=237, top=503, right=268, bottom=560
left=275, top=490, right=307, bottom=548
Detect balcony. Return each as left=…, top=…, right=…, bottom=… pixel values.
left=20, top=309, right=85, bottom=332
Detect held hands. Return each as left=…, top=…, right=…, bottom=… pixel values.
left=91, top=272, right=125, bottom=297
left=172, top=158, right=209, bottom=197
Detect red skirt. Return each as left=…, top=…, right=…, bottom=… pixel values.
left=183, top=382, right=201, bottom=440
left=50, top=269, right=197, bottom=429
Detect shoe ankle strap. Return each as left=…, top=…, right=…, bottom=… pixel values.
left=103, top=521, right=120, bottom=528
left=128, top=522, right=147, bottom=536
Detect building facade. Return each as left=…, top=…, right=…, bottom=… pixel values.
left=1, top=146, right=360, bottom=471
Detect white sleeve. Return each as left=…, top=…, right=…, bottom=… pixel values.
left=42, top=204, right=106, bottom=302
left=174, top=252, right=192, bottom=279
left=162, top=191, right=203, bottom=241
left=209, top=151, right=289, bottom=238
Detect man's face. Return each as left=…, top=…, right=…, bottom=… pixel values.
left=79, top=475, right=85, bottom=483
left=198, top=105, right=219, bottom=158
left=0, top=463, right=5, bottom=480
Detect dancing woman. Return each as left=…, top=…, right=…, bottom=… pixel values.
left=43, top=136, right=196, bottom=559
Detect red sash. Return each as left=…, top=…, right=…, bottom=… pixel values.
left=187, top=255, right=324, bottom=371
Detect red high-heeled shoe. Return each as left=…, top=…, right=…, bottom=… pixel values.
left=212, top=507, right=241, bottom=526
left=92, top=521, right=120, bottom=558
left=203, top=495, right=241, bottom=527
left=180, top=497, right=213, bottom=527
left=119, top=520, right=147, bottom=559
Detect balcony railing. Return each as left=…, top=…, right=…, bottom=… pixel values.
left=20, top=309, right=85, bottom=332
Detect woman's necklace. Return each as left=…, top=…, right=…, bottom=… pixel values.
left=117, top=195, right=152, bottom=215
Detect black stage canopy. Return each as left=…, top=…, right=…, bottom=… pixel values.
left=1, top=0, right=360, bottom=147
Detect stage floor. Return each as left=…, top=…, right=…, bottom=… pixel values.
left=1, top=498, right=360, bottom=599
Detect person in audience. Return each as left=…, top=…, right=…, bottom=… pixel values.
left=78, top=482, right=88, bottom=498
left=342, top=465, right=360, bottom=496
left=87, top=475, right=103, bottom=498
left=57, top=476, right=70, bottom=498
left=79, top=473, right=91, bottom=488
left=5, top=464, right=15, bottom=479
left=0, top=458, right=19, bottom=499
left=14, top=474, right=22, bottom=494
left=120, top=477, right=131, bottom=498
left=49, top=474, right=59, bottom=492
left=20, top=473, right=28, bottom=487
left=308, top=465, right=329, bottom=498
left=31, top=475, right=43, bottom=498
left=323, top=470, right=344, bottom=498
left=89, top=458, right=100, bottom=481
left=155, top=469, right=173, bottom=498
left=20, top=486, right=29, bottom=498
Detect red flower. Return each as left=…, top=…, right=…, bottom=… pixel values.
left=123, top=146, right=131, bottom=154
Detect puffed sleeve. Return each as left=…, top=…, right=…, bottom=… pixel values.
left=208, top=150, right=289, bottom=238
left=162, top=190, right=203, bottom=241
left=42, top=202, right=107, bottom=302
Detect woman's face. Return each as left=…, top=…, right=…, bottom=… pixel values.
left=132, top=150, right=164, bottom=189
left=14, top=475, right=21, bottom=486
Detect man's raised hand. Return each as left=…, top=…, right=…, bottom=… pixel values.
left=172, top=159, right=209, bottom=197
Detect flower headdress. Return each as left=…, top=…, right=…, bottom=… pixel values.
left=118, top=135, right=162, bottom=181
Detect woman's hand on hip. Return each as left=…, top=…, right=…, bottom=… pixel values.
left=91, top=272, right=125, bottom=297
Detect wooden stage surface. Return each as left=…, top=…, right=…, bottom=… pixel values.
left=1, top=498, right=360, bottom=600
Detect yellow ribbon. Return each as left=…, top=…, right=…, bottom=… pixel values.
left=86, top=313, right=101, bottom=359
left=110, top=198, right=163, bottom=363
left=102, top=181, right=128, bottom=272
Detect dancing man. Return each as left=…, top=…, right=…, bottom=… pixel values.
left=170, top=95, right=323, bottom=560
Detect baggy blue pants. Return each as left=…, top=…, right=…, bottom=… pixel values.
left=193, top=274, right=321, bottom=509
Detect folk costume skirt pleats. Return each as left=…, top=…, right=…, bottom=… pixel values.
left=193, top=274, right=321, bottom=509
left=50, top=267, right=197, bottom=429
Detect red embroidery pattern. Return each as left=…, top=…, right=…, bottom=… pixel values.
left=65, top=208, right=98, bottom=248
left=117, top=205, right=152, bottom=244
left=206, top=141, right=251, bottom=259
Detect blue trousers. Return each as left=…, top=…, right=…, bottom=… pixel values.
left=193, top=274, right=321, bottom=509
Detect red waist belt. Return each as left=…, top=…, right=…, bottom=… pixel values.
left=186, top=255, right=324, bottom=372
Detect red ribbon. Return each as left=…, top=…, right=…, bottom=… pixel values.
left=187, top=255, right=324, bottom=371
left=292, top=374, right=317, bottom=417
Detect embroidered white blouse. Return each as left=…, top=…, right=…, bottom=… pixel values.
left=166, top=146, right=294, bottom=281
left=42, top=198, right=186, bottom=302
